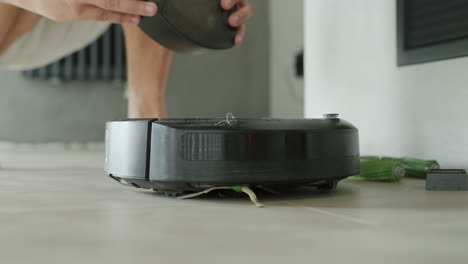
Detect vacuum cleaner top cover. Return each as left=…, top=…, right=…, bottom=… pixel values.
left=139, top=0, right=237, bottom=53
left=105, top=117, right=360, bottom=194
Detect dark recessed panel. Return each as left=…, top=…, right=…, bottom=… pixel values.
left=398, top=0, right=468, bottom=65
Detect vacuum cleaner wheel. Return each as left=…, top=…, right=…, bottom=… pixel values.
left=105, top=116, right=360, bottom=195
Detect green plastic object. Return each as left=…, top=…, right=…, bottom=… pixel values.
left=360, top=156, right=440, bottom=179
left=351, top=159, right=405, bottom=182
left=231, top=186, right=244, bottom=193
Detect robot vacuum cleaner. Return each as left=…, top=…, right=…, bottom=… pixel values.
left=105, top=114, right=360, bottom=196
left=139, top=0, right=237, bottom=53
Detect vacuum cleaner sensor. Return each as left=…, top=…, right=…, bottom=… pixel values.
left=105, top=116, right=360, bottom=195
left=139, top=0, right=237, bottom=53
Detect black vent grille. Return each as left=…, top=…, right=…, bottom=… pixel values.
left=179, top=133, right=309, bottom=162
left=22, top=24, right=127, bottom=82
left=404, top=0, right=468, bottom=49
left=398, top=0, right=468, bottom=65
left=427, top=169, right=467, bottom=174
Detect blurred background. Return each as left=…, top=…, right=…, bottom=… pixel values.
left=1, top=0, right=467, bottom=168
left=1, top=2, right=468, bottom=262
left=0, top=0, right=304, bottom=143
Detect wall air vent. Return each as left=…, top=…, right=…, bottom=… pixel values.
left=397, top=0, right=468, bottom=66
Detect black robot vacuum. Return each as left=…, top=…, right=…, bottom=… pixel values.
left=139, top=0, right=237, bottom=53
left=105, top=115, right=360, bottom=196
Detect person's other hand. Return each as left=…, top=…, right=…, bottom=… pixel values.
left=3, top=0, right=157, bottom=24
left=220, top=0, right=253, bottom=46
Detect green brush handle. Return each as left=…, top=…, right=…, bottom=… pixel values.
left=360, top=156, right=440, bottom=179
left=382, top=157, right=440, bottom=179
left=351, top=159, right=405, bottom=182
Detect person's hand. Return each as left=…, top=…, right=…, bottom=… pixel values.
left=220, top=0, right=253, bottom=46
left=3, top=0, right=157, bottom=24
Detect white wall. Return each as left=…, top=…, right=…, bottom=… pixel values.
left=270, top=0, right=304, bottom=118
left=305, top=0, right=468, bottom=167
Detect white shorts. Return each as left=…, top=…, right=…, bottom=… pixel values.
left=0, top=18, right=110, bottom=71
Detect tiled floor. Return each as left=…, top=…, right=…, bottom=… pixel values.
left=0, top=147, right=467, bottom=264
